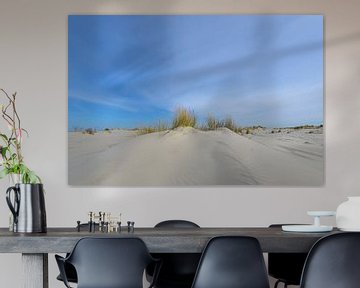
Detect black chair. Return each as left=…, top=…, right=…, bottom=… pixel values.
left=147, top=220, right=201, bottom=288
left=56, top=223, right=99, bottom=284
left=268, top=224, right=308, bottom=288
left=56, top=262, right=77, bottom=284
left=191, top=236, right=270, bottom=288
left=55, top=237, right=160, bottom=288
left=300, top=232, right=360, bottom=288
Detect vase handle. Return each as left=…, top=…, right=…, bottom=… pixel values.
left=6, top=186, right=20, bottom=224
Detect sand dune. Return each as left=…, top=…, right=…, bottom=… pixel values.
left=68, top=127, right=323, bottom=186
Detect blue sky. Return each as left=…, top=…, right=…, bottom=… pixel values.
left=68, top=15, right=323, bottom=130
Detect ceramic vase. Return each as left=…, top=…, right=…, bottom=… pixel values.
left=336, top=197, right=360, bottom=231
left=6, top=183, right=47, bottom=233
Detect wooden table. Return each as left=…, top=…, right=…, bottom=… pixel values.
left=0, top=227, right=338, bottom=288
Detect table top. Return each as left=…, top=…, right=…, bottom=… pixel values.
left=0, top=227, right=339, bottom=254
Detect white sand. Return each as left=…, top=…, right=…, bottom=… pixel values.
left=68, top=127, right=324, bottom=186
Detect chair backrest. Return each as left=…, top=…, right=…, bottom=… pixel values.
left=67, top=237, right=154, bottom=288
left=268, top=224, right=308, bottom=285
left=300, top=232, right=360, bottom=288
left=151, top=220, right=201, bottom=286
left=155, top=220, right=200, bottom=228
left=191, top=236, right=270, bottom=288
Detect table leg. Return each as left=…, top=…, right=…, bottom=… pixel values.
left=22, top=253, right=48, bottom=288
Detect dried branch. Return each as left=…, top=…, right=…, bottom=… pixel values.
left=0, top=88, right=36, bottom=181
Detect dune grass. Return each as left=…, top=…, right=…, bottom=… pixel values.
left=134, top=108, right=260, bottom=136
left=293, top=124, right=323, bottom=130
left=172, top=107, right=197, bottom=129
left=206, top=115, right=218, bottom=130
left=137, top=120, right=170, bottom=135
left=205, top=114, right=242, bottom=133
left=156, top=120, right=169, bottom=131
left=136, top=107, right=196, bottom=135
left=84, top=110, right=262, bottom=136
left=137, top=127, right=157, bottom=135
left=223, top=117, right=238, bottom=132
left=83, top=128, right=96, bottom=135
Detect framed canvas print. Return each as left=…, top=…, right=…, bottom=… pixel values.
left=68, top=15, right=324, bottom=186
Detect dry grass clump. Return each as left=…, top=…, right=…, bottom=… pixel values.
left=243, top=128, right=253, bottom=135
left=134, top=108, right=264, bottom=136
left=223, top=117, right=237, bottom=132
left=136, top=120, right=170, bottom=135
left=206, top=114, right=218, bottom=130
left=239, top=126, right=264, bottom=135
left=156, top=120, right=169, bottom=132
left=292, top=124, right=323, bottom=130
left=172, top=107, right=196, bottom=128
left=204, top=115, right=242, bottom=133
left=137, top=127, right=157, bottom=135
left=271, top=129, right=282, bottom=134
left=83, top=128, right=96, bottom=135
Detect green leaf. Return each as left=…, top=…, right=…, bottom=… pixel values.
left=28, top=171, right=40, bottom=184
left=0, top=133, right=8, bottom=141
left=0, top=168, right=9, bottom=179
left=1, top=146, right=8, bottom=158
left=21, top=128, right=29, bottom=137
left=11, top=165, right=20, bottom=174
left=11, top=153, right=17, bottom=161
left=17, top=164, right=41, bottom=184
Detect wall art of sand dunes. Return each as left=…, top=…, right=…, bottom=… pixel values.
left=68, top=15, right=324, bottom=186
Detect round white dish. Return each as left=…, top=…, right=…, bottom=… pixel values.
left=282, top=225, right=333, bottom=233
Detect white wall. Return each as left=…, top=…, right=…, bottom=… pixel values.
left=0, top=0, right=360, bottom=287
